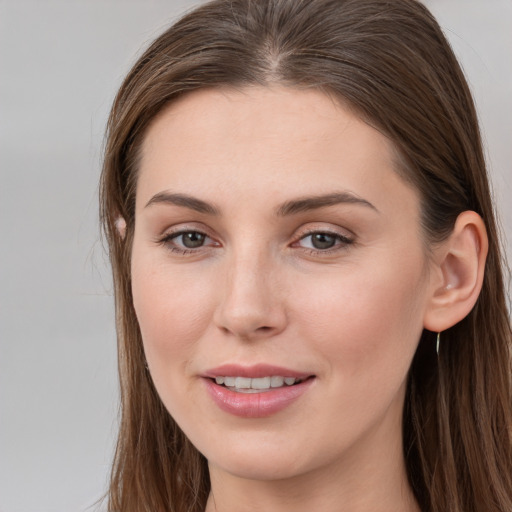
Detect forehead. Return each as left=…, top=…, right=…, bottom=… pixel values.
left=136, top=85, right=420, bottom=217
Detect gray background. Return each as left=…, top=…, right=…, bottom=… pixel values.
left=0, top=1, right=510, bottom=511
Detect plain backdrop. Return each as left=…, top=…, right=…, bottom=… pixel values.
left=0, top=1, right=511, bottom=511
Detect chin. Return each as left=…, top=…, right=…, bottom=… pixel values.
left=194, top=428, right=328, bottom=483
left=209, top=451, right=307, bottom=482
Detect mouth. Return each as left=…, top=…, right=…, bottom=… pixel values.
left=202, top=364, right=316, bottom=411
left=211, top=375, right=310, bottom=393
left=203, top=367, right=316, bottom=417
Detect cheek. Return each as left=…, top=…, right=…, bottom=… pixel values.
left=292, top=256, right=426, bottom=386
left=131, top=255, right=219, bottom=418
left=283, top=261, right=427, bottom=453
left=131, top=252, right=214, bottom=371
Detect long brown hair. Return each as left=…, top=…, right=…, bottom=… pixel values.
left=100, top=1, right=512, bottom=510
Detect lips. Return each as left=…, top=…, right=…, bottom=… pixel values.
left=202, top=364, right=315, bottom=418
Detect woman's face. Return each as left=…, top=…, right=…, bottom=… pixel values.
left=131, top=86, right=435, bottom=482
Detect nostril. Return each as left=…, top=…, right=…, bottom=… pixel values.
left=214, top=302, right=287, bottom=338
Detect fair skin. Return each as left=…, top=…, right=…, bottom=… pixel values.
left=128, top=86, right=487, bottom=512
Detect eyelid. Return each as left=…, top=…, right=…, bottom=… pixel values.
left=291, top=225, right=355, bottom=254
left=158, top=222, right=216, bottom=239
left=296, top=231, right=353, bottom=246
left=156, top=224, right=220, bottom=253
left=154, top=222, right=355, bottom=255
left=294, top=223, right=355, bottom=241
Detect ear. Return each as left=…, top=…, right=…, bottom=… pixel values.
left=423, top=211, right=488, bottom=332
left=114, top=216, right=127, bottom=240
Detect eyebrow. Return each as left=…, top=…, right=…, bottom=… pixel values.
left=144, top=190, right=378, bottom=216
left=145, top=192, right=220, bottom=215
left=276, top=192, right=378, bottom=216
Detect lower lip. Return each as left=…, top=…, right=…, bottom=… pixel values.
left=203, top=378, right=314, bottom=418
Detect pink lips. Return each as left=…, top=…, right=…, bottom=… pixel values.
left=202, top=364, right=315, bottom=418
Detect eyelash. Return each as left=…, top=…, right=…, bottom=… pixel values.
left=157, top=230, right=217, bottom=255
left=294, top=230, right=354, bottom=255
left=157, top=228, right=354, bottom=256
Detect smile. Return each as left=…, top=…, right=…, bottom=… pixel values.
left=214, top=376, right=303, bottom=393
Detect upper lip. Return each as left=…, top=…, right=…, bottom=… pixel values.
left=202, top=363, right=314, bottom=379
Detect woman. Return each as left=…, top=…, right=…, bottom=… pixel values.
left=100, top=0, right=512, bottom=510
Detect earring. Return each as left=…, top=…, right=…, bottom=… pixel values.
left=436, top=332, right=441, bottom=356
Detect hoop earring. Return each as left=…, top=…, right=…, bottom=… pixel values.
left=436, top=332, right=441, bottom=356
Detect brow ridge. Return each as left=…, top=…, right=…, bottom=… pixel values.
left=145, top=192, right=220, bottom=215
left=276, top=192, right=378, bottom=216
left=145, top=190, right=377, bottom=217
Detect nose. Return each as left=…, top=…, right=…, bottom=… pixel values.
left=213, top=251, right=287, bottom=340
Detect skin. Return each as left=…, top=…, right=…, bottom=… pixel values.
left=129, top=86, right=485, bottom=512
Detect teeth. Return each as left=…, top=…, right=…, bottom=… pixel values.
left=214, top=375, right=303, bottom=392
left=224, top=376, right=236, bottom=387
left=270, top=376, right=284, bottom=387
left=252, top=377, right=271, bottom=389
left=235, top=377, right=251, bottom=389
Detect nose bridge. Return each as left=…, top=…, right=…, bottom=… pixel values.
left=214, top=241, right=286, bottom=338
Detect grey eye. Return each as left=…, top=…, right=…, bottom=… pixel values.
left=177, top=232, right=206, bottom=248
left=310, top=233, right=337, bottom=250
